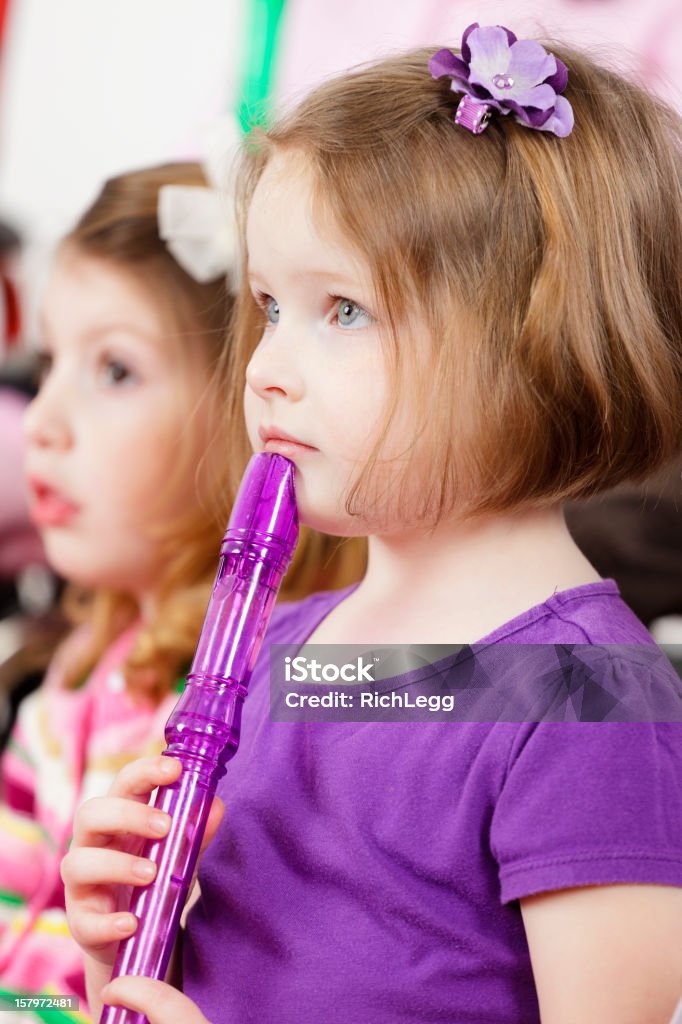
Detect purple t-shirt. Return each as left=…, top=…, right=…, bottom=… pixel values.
left=183, top=580, right=682, bottom=1023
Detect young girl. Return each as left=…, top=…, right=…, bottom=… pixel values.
left=63, top=27, right=682, bottom=1024
left=0, top=161, right=364, bottom=1021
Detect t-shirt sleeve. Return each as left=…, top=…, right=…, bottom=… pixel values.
left=489, top=721, right=682, bottom=905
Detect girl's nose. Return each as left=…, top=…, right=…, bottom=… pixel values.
left=23, top=385, right=73, bottom=450
left=245, top=333, right=305, bottom=403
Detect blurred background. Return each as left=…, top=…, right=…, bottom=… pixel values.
left=0, top=0, right=681, bottom=741
left=1, top=0, right=680, bottom=319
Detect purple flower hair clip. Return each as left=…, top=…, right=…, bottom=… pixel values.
left=429, top=23, right=574, bottom=138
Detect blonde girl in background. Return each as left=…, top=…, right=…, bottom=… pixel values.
left=0, top=160, right=364, bottom=1021
left=64, top=26, right=682, bottom=1024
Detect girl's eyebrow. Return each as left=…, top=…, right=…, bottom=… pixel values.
left=247, top=271, right=269, bottom=288
left=248, top=267, right=365, bottom=289
left=84, top=323, right=164, bottom=344
left=38, top=319, right=167, bottom=356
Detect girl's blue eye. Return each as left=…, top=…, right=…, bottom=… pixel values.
left=101, top=359, right=133, bottom=386
left=265, top=297, right=280, bottom=325
left=336, top=299, right=370, bottom=329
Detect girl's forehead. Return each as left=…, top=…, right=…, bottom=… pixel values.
left=42, top=249, right=170, bottom=350
left=247, top=152, right=369, bottom=284
left=249, top=151, right=314, bottom=225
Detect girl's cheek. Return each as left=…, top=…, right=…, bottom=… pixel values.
left=242, top=393, right=261, bottom=448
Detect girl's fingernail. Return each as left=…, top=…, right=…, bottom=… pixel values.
left=115, top=914, right=135, bottom=933
left=133, top=859, right=156, bottom=880
left=150, top=812, right=170, bottom=834
left=161, top=758, right=179, bottom=775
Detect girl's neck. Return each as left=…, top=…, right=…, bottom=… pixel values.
left=364, top=502, right=595, bottom=592
left=317, top=505, right=602, bottom=646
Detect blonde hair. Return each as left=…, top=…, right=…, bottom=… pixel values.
left=224, top=44, right=682, bottom=527
left=59, top=163, right=366, bottom=697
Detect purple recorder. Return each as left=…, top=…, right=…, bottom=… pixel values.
left=100, top=452, right=299, bottom=1024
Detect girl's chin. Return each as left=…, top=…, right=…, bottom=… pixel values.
left=298, top=506, right=371, bottom=539
left=42, top=548, right=148, bottom=595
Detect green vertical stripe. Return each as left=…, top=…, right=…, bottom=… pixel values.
left=237, top=0, right=288, bottom=132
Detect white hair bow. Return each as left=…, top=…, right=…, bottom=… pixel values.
left=157, top=117, right=241, bottom=286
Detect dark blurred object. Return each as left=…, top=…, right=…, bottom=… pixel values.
left=0, top=220, right=22, bottom=353
left=0, top=381, right=45, bottom=580
left=0, top=608, right=67, bottom=750
left=0, top=222, right=20, bottom=251
left=0, top=347, right=39, bottom=397
left=0, top=358, right=66, bottom=750
left=565, top=456, right=682, bottom=626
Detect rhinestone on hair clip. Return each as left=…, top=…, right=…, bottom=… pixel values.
left=429, top=23, right=574, bottom=138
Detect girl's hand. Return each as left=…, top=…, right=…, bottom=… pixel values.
left=100, top=976, right=213, bottom=1024
left=61, top=755, right=224, bottom=969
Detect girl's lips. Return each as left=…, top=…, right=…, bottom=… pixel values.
left=258, top=425, right=317, bottom=458
left=262, top=438, right=317, bottom=458
left=28, top=480, right=80, bottom=527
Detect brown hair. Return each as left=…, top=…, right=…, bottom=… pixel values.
left=224, top=44, right=682, bottom=527
left=59, top=163, right=365, bottom=697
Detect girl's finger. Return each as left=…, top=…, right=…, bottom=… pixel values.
left=107, top=755, right=182, bottom=801
left=72, top=795, right=171, bottom=847
left=68, top=909, right=138, bottom=952
left=100, top=976, right=211, bottom=1024
left=61, top=846, right=158, bottom=892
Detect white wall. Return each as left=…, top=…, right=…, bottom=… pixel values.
left=275, top=0, right=682, bottom=112
left=0, top=1, right=242, bottom=242
left=1, top=0, right=680, bottom=334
